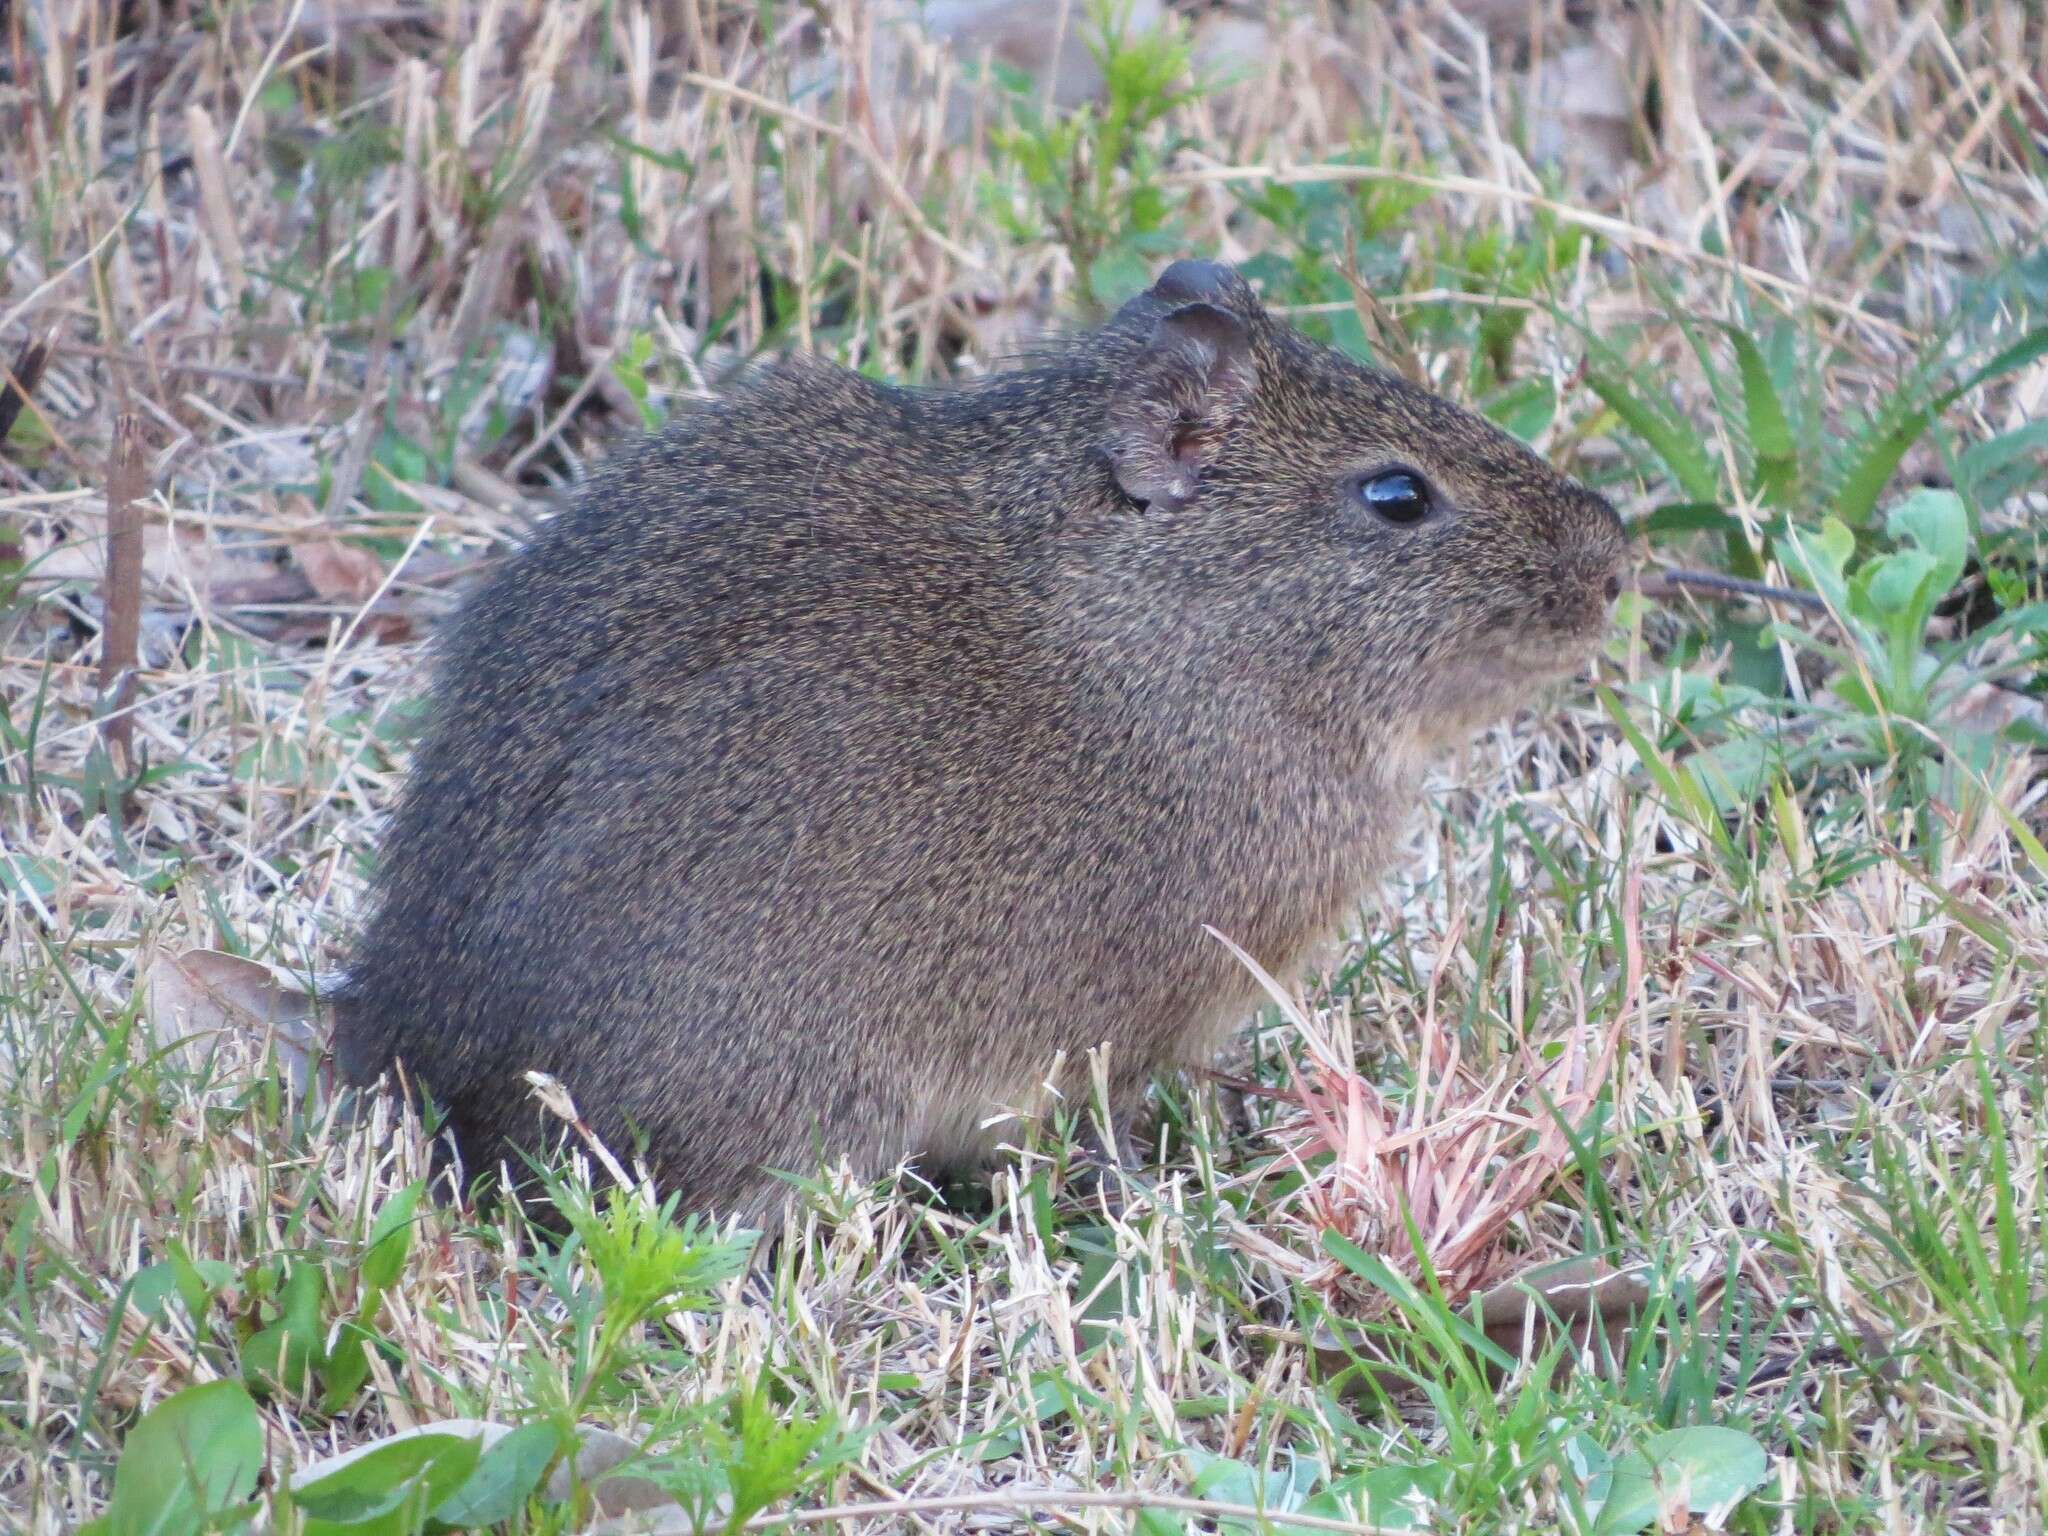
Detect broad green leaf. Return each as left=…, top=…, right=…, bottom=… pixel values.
left=1563, top=1432, right=1614, bottom=1516
left=92, top=1380, right=264, bottom=1536
left=1860, top=549, right=1938, bottom=617
left=1073, top=1240, right=1148, bottom=1333
left=1885, top=487, right=1969, bottom=595
left=1185, top=1451, right=1265, bottom=1512
left=169, top=1244, right=234, bottom=1327
left=430, top=1424, right=560, bottom=1528
left=243, top=1259, right=327, bottom=1398
left=1590, top=1426, right=1769, bottom=1535
left=1134, top=1509, right=1188, bottom=1536
left=1778, top=519, right=1854, bottom=608
left=1829, top=670, right=1884, bottom=718
left=1185, top=1449, right=1326, bottom=1532
left=128, top=1251, right=233, bottom=1325
left=128, top=1264, right=184, bottom=1323
left=324, top=1181, right=429, bottom=1411
left=1686, top=735, right=1774, bottom=818
left=290, top=1433, right=481, bottom=1535
left=360, top=1181, right=426, bottom=1293
left=1357, top=1462, right=1452, bottom=1531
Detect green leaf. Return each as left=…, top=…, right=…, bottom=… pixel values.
left=1860, top=549, right=1938, bottom=617
left=1597, top=687, right=1736, bottom=862
left=1687, top=734, right=1775, bottom=817
left=1134, top=1508, right=1188, bottom=1536
left=1885, top=487, right=1969, bottom=596
left=1590, top=1426, right=1769, bottom=1535
left=170, top=1244, right=234, bottom=1326
left=291, top=1433, right=481, bottom=1535
left=1587, top=372, right=1721, bottom=504
left=1481, top=376, right=1557, bottom=444
left=242, top=1259, right=327, bottom=1398
left=129, top=1251, right=234, bottom=1325
left=1983, top=778, right=2048, bottom=880
left=1185, top=1451, right=1262, bottom=1511
left=1729, top=328, right=1795, bottom=502
left=1184, top=1449, right=1327, bottom=1533
left=1832, top=414, right=1932, bottom=529
left=1947, top=324, right=2048, bottom=403
left=1319, top=1232, right=1516, bottom=1374
left=318, top=1327, right=374, bottom=1414
left=1356, top=1462, right=1451, bottom=1530
left=1729, top=329, right=1793, bottom=463
left=1632, top=501, right=1738, bottom=541
left=361, top=1181, right=426, bottom=1293
left=430, top=1424, right=560, bottom=1528
left=323, top=1180, right=429, bottom=1411
left=1563, top=1433, right=1614, bottom=1519
left=94, top=1380, right=264, bottom=1536
left=1779, top=518, right=1854, bottom=609
left=128, top=1264, right=184, bottom=1322
left=1833, top=328, right=2048, bottom=527
left=1069, top=1225, right=1150, bottom=1334
left=722, top=1381, right=858, bottom=1531
left=1957, top=416, right=2048, bottom=506
left=1088, top=243, right=1153, bottom=311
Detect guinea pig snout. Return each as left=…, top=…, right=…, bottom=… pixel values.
left=1547, top=547, right=1625, bottom=629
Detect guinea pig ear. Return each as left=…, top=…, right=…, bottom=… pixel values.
left=1148, top=259, right=1254, bottom=310
left=1104, top=301, right=1256, bottom=513
left=1110, top=259, right=1259, bottom=327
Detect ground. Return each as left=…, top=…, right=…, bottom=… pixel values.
left=3, top=0, right=2047, bottom=1532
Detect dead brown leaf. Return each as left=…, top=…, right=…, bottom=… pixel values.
left=143, top=947, right=327, bottom=1092
left=292, top=534, right=387, bottom=605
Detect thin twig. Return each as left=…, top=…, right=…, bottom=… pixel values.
left=1637, top=566, right=1828, bottom=613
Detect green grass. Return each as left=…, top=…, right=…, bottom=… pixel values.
left=3, top=0, right=2047, bottom=1531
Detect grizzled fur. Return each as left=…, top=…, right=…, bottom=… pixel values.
left=334, top=261, right=1626, bottom=1225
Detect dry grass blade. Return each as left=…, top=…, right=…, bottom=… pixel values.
left=95, top=414, right=147, bottom=779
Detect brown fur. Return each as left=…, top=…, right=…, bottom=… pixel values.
left=333, top=261, right=1626, bottom=1224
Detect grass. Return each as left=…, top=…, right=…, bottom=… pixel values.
left=3, top=0, right=2047, bottom=1530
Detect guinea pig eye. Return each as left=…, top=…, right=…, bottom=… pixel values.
left=1360, top=469, right=1431, bottom=525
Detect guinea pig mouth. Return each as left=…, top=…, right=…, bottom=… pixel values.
left=1502, top=621, right=1609, bottom=682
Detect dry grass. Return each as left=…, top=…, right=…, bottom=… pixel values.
left=3, top=0, right=2047, bottom=1530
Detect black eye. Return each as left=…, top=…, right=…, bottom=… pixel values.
left=1360, top=470, right=1431, bottom=524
